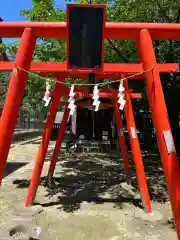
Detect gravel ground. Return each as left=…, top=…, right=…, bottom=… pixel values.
left=0, top=139, right=177, bottom=239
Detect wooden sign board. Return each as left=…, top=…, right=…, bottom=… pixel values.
left=67, top=4, right=106, bottom=71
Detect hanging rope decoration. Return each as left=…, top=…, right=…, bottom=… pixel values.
left=118, top=79, right=126, bottom=110
left=43, top=80, right=51, bottom=107
left=92, top=85, right=100, bottom=111
left=12, top=65, right=155, bottom=111
left=68, top=85, right=76, bottom=115
left=14, top=65, right=155, bottom=87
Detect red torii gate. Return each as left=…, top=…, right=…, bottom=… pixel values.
left=40, top=73, right=151, bottom=215
left=46, top=87, right=141, bottom=177
left=41, top=82, right=151, bottom=213
left=0, top=8, right=180, bottom=238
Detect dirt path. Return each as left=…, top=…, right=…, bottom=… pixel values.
left=0, top=140, right=177, bottom=239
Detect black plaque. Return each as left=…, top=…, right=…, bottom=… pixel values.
left=67, top=6, right=105, bottom=69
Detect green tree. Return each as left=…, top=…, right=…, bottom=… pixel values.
left=4, top=0, right=180, bottom=151
left=0, top=72, right=10, bottom=113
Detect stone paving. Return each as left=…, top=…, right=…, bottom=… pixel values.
left=0, top=139, right=177, bottom=239
left=12, top=129, right=42, bottom=143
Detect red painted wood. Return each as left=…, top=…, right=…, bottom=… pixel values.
left=0, top=28, right=36, bottom=183
left=1, top=22, right=180, bottom=40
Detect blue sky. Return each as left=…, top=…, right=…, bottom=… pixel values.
left=0, top=0, right=67, bottom=21
left=0, top=0, right=68, bottom=43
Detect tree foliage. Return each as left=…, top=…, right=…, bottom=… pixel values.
left=2, top=0, right=180, bottom=148
left=4, top=0, right=180, bottom=105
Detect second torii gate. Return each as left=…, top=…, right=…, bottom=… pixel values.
left=25, top=77, right=152, bottom=214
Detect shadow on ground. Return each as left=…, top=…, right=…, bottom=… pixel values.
left=165, top=218, right=176, bottom=230
left=12, top=150, right=168, bottom=213
left=31, top=140, right=42, bottom=145
left=4, top=162, right=27, bottom=178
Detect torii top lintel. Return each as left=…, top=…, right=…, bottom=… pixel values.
left=1, top=22, right=180, bottom=40
left=0, top=4, right=180, bottom=81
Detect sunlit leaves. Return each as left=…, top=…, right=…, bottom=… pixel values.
left=3, top=0, right=180, bottom=117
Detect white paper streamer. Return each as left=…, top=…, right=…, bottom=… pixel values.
left=44, top=97, right=51, bottom=107
left=95, top=100, right=100, bottom=111
left=68, top=98, right=75, bottom=109
left=69, top=85, right=75, bottom=97
left=92, top=91, right=99, bottom=100
left=93, top=85, right=98, bottom=94
left=92, top=97, right=99, bottom=106
left=92, top=85, right=100, bottom=111
left=119, top=99, right=126, bottom=110
left=43, top=90, right=50, bottom=102
left=68, top=96, right=74, bottom=103
left=118, top=79, right=126, bottom=110
left=69, top=104, right=76, bottom=116
left=118, top=80, right=124, bottom=92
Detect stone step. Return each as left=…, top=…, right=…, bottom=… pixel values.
left=12, top=129, right=42, bottom=143
left=77, top=140, right=111, bottom=153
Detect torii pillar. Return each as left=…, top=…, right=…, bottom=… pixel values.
left=0, top=28, right=36, bottom=183
left=138, top=29, right=180, bottom=237
left=25, top=78, right=64, bottom=206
